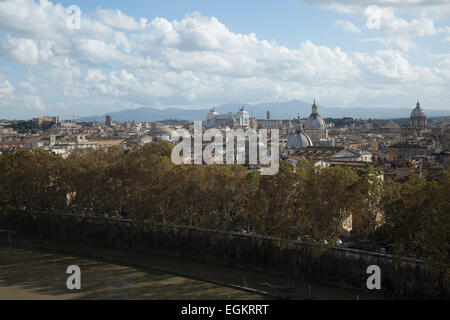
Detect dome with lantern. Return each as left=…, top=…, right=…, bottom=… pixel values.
left=410, top=100, right=427, bottom=127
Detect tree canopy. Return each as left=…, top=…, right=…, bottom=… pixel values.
left=0, top=141, right=448, bottom=280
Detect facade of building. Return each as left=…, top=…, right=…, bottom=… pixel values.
left=206, top=107, right=250, bottom=129
left=257, top=119, right=283, bottom=130
left=46, top=134, right=99, bottom=157
left=97, top=137, right=125, bottom=149
left=106, top=115, right=113, bottom=127
left=330, top=149, right=373, bottom=162
left=387, top=143, right=431, bottom=160
left=32, top=116, right=59, bottom=126
left=319, top=138, right=336, bottom=147
left=428, top=127, right=450, bottom=150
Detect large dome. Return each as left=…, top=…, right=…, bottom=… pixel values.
left=305, top=100, right=326, bottom=130
left=410, top=100, right=427, bottom=127
left=150, top=123, right=173, bottom=137
left=305, top=114, right=326, bottom=130
left=287, top=130, right=313, bottom=149
left=411, top=101, right=426, bottom=118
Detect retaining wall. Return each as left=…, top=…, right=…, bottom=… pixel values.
left=0, top=210, right=447, bottom=299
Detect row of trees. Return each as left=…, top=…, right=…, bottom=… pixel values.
left=0, top=142, right=448, bottom=279
left=0, top=143, right=368, bottom=238
left=6, top=120, right=54, bottom=133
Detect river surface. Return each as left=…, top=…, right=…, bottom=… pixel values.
left=0, top=245, right=265, bottom=300
left=0, top=240, right=389, bottom=300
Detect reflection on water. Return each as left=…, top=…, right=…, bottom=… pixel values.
left=0, top=245, right=265, bottom=300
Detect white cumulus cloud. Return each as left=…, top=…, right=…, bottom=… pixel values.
left=0, top=0, right=448, bottom=118
left=333, top=20, right=362, bottom=34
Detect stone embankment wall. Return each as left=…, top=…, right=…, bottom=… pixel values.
left=0, top=210, right=447, bottom=299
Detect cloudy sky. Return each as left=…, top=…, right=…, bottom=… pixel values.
left=0, top=0, right=449, bottom=119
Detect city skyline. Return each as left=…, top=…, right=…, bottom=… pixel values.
left=0, top=0, right=450, bottom=120
left=1, top=0, right=450, bottom=303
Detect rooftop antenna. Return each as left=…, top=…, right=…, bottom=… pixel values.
left=72, top=114, right=79, bottom=123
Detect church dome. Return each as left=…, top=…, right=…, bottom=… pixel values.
left=305, top=115, right=326, bottom=130
left=410, top=100, right=427, bottom=127
left=411, top=101, right=426, bottom=118
left=305, top=100, right=326, bottom=130
left=287, top=129, right=313, bottom=149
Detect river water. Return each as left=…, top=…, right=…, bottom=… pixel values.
left=0, top=241, right=389, bottom=300
left=0, top=245, right=265, bottom=300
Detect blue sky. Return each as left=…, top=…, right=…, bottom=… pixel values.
left=53, top=0, right=450, bottom=58
left=57, top=0, right=333, bottom=48
left=0, top=0, right=449, bottom=119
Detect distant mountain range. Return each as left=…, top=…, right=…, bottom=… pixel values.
left=78, top=100, right=450, bottom=122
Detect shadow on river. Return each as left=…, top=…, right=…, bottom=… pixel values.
left=0, top=245, right=265, bottom=300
